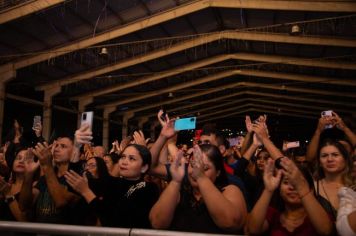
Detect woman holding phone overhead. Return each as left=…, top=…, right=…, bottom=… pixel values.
left=149, top=144, right=247, bottom=234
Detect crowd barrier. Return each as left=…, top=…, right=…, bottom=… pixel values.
left=0, top=221, right=243, bottom=236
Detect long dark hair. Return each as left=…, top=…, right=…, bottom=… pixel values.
left=122, top=144, right=152, bottom=173
left=87, top=157, right=110, bottom=179
left=199, top=144, right=228, bottom=189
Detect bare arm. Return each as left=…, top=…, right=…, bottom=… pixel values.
left=198, top=178, right=247, bottom=231
left=252, top=122, right=283, bottom=160
left=306, top=118, right=326, bottom=162
left=247, top=159, right=281, bottom=234
left=281, top=158, right=333, bottom=236
left=33, top=143, right=79, bottom=208
left=149, top=152, right=185, bottom=229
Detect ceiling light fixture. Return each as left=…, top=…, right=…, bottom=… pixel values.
left=99, top=47, right=108, bottom=55
left=290, top=25, right=301, bottom=35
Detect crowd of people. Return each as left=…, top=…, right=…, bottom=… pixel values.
left=0, top=110, right=355, bottom=236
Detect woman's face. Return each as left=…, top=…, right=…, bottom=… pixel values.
left=188, top=153, right=218, bottom=188
left=85, top=158, right=98, bottom=179
left=256, top=151, right=270, bottom=171
left=319, top=145, right=346, bottom=175
left=118, top=146, right=146, bottom=180
left=13, top=150, right=27, bottom=173
left=103, top=155, right=113, bottom=171
left=279, top=176, right=302, bottom=205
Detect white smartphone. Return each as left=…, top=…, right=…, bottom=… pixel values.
left=321, top=110, right=333, bottom=117
left=285, top=141, right=300, bottom=149
left=32, top=116, right=41, bottom=129
left=321, top=110, right=333, bottom=129
left=80, top=111, right=94, bottom=130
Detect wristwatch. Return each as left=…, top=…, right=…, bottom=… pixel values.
left=4, top=195, right=16, bottom=204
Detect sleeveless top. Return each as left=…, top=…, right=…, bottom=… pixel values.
left=170, top=183, right=243, bottom=234
left=315, top=180, right=337, bottom=221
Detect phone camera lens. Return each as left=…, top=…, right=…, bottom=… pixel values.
left=83, top=114, right=87, bottom=120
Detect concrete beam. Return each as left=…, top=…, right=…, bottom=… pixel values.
left=0, top=0, right=65, bottom=24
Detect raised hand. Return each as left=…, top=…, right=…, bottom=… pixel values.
left=157, top=110, right=176, bottom=139
left=190, top=145, right=205, bottom=181
left=316, top=116, right=332, bottom=132
left=245, top=115, right=253, bottom=133
left=74, top=124, right=93, bottom=148
left=32, top=142, right=52, bottom=167
left=32, top=122, right=42, bottom=138
left=64, top=170, right=90, bottom=195
left=332, top=112, right=347, bottom=130
left=24, top=149, right=40, bottom=175
left=251, top=121, right=269, bottom=141
left=279, top=157, right=310, bottom=195
left=263, top=159, right=282, bottom=192
left=133, top=130, right=146, bottom=146
left=169, top=150, right=186, bottom=183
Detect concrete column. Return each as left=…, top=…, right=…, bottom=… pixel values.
left=102, top=107, right=116, bottom=150
left=0, top=83, right=5, bottom=145
left=138, top=116, right=149, bottom=130
left=122, top=112, right=134, bottom=139
left=150, top=120, right=160, bottom=141
left=42, top=87, right=61, bottom=141
left=0, top=66, right=16, bottom=145
left=77, top=97, right=93, bottom=127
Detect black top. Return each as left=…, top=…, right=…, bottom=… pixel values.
left=170, top=182, right=243, bottom=235
left=0, top=192, right=20, bottom=221
left=88, top=176, right=159, bottom=228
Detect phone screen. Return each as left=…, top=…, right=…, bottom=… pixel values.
left=174, top=117, right=196, bottom=131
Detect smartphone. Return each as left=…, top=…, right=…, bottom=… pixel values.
left=32, top=116, right=41, bottom=129
left=80, top=111, right=94, bottom=130
left=285, top=141, right=300, bottom=149
left=174, top=117, right=196, bottom=131
left=321, top=110, right=333, bottom=129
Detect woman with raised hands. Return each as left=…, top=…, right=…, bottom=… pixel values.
left=247, top=157, right=333, bottom=236
left=149, top=144, right=247, bottom=234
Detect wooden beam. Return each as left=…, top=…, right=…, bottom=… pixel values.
left=73, top=52, right=356, bottom=101
left=37, top=31, right=356, bottom=90
left=0, top=0, right=65, bottom=24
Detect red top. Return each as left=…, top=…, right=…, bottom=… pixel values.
left=266, top=207, right=321, bottom=236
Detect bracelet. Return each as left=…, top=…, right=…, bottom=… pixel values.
left=4, top=195, right=16, bottom=204
left=299, top=189, right=312, bottom=199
